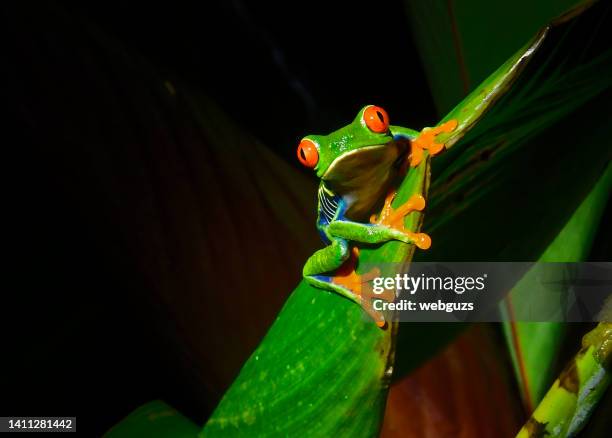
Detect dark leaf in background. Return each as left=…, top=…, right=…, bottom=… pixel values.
left=3, top=1, right=444, bottom=434
left=405, top=0, right=584, bottom=115
left=394, top=0, right=611, bottom=382
left=59, top=0, right=439, bottom=163
left=2, top=2, right=320, bottom=434
left=405, top=0, right=611, bottom=423
left=381, top=325, right=522, bottom=437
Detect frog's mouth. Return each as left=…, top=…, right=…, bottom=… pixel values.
left=322, top=140, right=409, bottom=220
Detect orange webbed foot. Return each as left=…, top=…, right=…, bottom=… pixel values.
left=410, top=119, right=458, bottom=167
left=370, top=192, right=431, bottom=250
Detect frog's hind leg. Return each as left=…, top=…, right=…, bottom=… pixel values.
left=303, top=237, right=353, bottom=299
left=303, top=239, right=390, bottom=327
left=303, top=237, right=350, bottom=283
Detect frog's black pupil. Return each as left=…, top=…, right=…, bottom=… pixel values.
left=376, top=111, right=384, bottom=123
left=300, top=148, right=306, bottom=160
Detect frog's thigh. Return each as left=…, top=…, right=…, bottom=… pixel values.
left=303, top=237, right=349, bottom=277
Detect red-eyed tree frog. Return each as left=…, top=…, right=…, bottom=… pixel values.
left=297, top=105, right=456, bottom=327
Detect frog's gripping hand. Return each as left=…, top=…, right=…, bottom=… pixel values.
left=410, top=119, right=458, bottom=167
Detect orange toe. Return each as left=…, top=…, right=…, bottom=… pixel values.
left=410, top=119, right=458, bottom=166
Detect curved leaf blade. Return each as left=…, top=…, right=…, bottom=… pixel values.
left=502, top=164, right=612, bottom=411
left=395, top=0, right=611, bottom=379
left=201, top=155, right=432, bottom=437
left=405, top=0, right=587, bottom=115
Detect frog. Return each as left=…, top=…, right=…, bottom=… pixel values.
left=296, top=105, right=457, bottom=327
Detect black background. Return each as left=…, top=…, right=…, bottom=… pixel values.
left=1, top=1, right=438, bottom=435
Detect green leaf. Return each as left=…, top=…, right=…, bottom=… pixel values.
left=410, top=0, right=611, bottom=417
left=502, top=165, right=611, bottom=411
left=200, top=153, right=432, bottom=437
left=502, top=322, right=566, bottom=413
left=405, top=0, right=586, bottom=115
left=395, top=0, right=611, bottom=378
left=104, top=401, right=199, bottom=438
left=413, top=1, right=611, bottom=262
left=405, top=1, right=611, bottom=425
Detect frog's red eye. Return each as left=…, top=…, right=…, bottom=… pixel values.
left=297, top=139, right=319, bottom=168
left=363, top=105, right=389, bottom=133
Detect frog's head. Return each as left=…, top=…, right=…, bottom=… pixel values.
left=297, top=105, right=394, bottom=179
left=297, top=105, right=408, bottom=219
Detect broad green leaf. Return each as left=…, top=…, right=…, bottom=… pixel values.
left=104, top=401, right=199, bottom=438
left=201, top=153, right=433, bottom=437
left=415, top=0, right=611, bottom=418
left=502, top=164, right=611, bottom=411
left=502, top=322, right=566, bottom=413
left=415, top=1, right=611, bottom=258
left=405, top=2, right=611, bottom=429
left=395, top=0, right=611, bottom=378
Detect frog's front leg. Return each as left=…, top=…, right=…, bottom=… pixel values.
left=329, top=195, right=431, bottom=250
left=369, top=192, right=432, bottom=249
left=303, top=237, right=390, bottom=327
